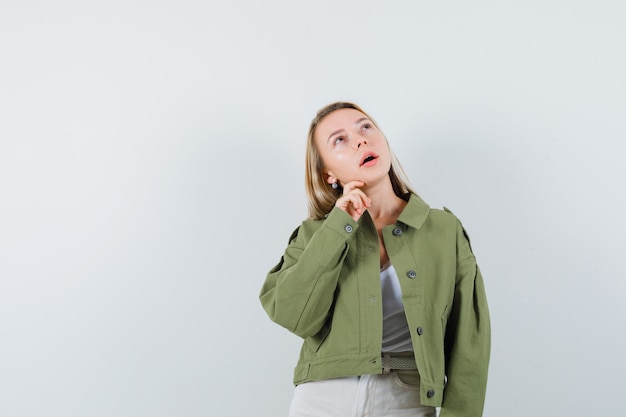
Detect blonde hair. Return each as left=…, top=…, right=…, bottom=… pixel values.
left=305, top=102, right=416, bottom=220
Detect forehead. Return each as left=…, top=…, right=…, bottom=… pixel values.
left=315, top=108, right=368, bottom=138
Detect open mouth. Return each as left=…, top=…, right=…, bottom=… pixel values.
left=360, top=153, right=379, bottom=166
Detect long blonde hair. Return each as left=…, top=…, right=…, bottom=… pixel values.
left=305, top=102, right=416, bottom=220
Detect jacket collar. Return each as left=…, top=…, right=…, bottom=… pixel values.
left=397, top=193, right=430, bottom=229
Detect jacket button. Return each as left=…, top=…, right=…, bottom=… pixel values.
left=406, top=270, right=417, bottom=279
left=344, top=224, right=353, bottom=233
left=427, top=389, right=435, bottom=398
left=392, top=227, right=402, bottom=236
left=417, top=327, right=424, bottom=335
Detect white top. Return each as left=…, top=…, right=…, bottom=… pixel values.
left=380, top=262, right=413, bottom=352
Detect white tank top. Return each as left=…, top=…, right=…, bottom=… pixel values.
left=380, top=263, right=413, bottom=352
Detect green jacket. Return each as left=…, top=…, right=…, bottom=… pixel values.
left=260, top=194, right=490, bottom=416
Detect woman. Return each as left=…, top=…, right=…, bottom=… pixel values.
left=260, top=102, right=490, bottom=417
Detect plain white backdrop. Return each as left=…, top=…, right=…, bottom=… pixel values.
left=1, top=1, right=625, bottom=416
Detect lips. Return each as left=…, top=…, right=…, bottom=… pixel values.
left=360, top=152, right=379, bottom=166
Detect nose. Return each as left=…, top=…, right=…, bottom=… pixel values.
left=353, top=135, right=367, bottom=150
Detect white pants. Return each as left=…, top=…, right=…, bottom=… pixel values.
left=289, top=371, right=436, bottom=417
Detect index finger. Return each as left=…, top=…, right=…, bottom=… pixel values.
left=341, top=180, right=366, bottom=194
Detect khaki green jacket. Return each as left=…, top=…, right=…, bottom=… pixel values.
left=260, top=194, right=490, bottom=417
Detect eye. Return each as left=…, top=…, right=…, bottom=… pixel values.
left=333, top=136, right=345, bottom=145
left=361, top=123, right=372, bottom=132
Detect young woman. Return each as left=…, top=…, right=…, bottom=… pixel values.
left=260, top=102, right=490, bottom=417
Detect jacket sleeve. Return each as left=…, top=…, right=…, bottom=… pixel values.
left=440, top=219, right=491, bottom=417
left=259, top=208, right=359, bottom=339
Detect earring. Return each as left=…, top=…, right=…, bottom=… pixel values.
left=331, top=182, right=339, bottom=190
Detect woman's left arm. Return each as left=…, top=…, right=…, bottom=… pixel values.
left=440, top=219, right=491, bottom=417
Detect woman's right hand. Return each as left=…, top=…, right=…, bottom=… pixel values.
left=334, top=180, right=371, bottom=221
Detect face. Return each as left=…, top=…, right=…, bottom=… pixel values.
left=314, top=108, right=391, bottom=188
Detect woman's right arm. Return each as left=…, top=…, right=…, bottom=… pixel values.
left=259, top=207, right=359, bottom=339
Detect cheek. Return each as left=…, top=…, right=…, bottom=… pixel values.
left=323, top=154, right=346, bottom=173
left=323, top=153, right=354, bottom=178
left=321, top=146, right=348, bottom=162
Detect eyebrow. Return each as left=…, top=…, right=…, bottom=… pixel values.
left=326, top=117, right=371, bottom=143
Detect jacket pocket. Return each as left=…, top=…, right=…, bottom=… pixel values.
left=305, top=321, right=331, bottom=353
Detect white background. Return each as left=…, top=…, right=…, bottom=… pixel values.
left=1, top=1, right=625, bottom=416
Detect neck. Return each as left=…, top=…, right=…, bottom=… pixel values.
left=362, top=179, right=407, bottom=222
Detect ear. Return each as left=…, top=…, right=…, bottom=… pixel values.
left=325, top=171, right=338, bottom=186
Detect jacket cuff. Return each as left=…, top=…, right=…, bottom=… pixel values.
left=323, top=207, right=360, bottom=239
